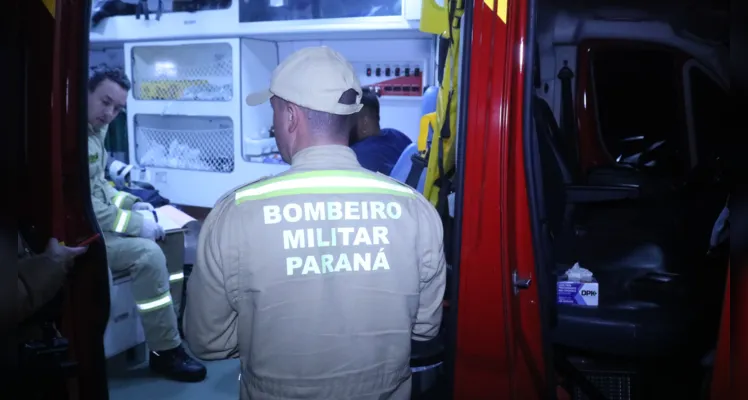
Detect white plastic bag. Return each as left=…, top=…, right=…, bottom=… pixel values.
left=565, top=263, right=594, bottom=282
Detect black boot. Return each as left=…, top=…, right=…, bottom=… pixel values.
left=149, top=345, right=207, bottom=382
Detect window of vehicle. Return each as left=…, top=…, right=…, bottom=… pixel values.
left=591, top=47, right=688, bottom=177
left=685, top=66, right=728, bottom=165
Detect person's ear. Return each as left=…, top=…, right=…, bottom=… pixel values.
left=287, top=103, right=300, bottom=133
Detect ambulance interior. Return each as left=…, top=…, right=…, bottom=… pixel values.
left=88, top=0, right=729, bottom=399
left=91, top=1, right=454, bottom=399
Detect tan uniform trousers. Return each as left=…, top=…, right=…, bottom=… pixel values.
left=105, top=233, right=181, bottom=351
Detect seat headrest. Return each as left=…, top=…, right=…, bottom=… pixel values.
left=421, top=86, right=439, bottom=115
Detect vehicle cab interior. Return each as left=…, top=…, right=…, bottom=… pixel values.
left=526, top=0, right=729, bottom=397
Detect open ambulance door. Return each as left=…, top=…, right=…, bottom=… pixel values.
left=33, top=0, right=112, bottom=398
left=710, top=265, right=730, bottom=400
left=451, top=0, right=553, bottom=398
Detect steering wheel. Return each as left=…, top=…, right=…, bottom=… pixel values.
left=634, top=140, right=666, bottom=169
left=614, top=136, right=644, bottom=166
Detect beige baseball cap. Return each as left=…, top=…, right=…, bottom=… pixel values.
left=245, top=46, right=364, bottom=115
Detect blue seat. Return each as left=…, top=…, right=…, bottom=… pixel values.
left=389, top=143, right=426, bottom=192
left=388, top=87, right=439, bottom=192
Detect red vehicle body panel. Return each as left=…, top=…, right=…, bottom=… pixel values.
left=731, top=263, right=747, bottom=399
left=39, top=0, right=111, bottom=398
left=452, top=0, right=547, bottom=398
left=710, top=266, right=730, bottom=399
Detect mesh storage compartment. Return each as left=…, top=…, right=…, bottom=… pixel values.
left=572, top=372, right=634, bottom=400
left=134, top=114, right=234, bottom=173
left=131, top=42, right=233, bottom=101
left=567, top=357, right=637, bottom=400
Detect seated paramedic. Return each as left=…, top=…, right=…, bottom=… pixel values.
left=86, top=67, right=206, bottom=382
left=183, top=46, right=447, bottom=400
left=350, top=88, right=412, bottom=175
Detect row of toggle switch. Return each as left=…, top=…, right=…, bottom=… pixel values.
left=365, top=66, right=421, bottom=78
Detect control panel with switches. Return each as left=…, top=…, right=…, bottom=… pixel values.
left=354, top=61, right=426, bottom=97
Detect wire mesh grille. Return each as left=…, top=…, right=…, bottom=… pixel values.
left=132, top=42, right=233, bottom=101
left=134, top=116, right=234, bottom=173
left=573, top=372, right=633, bottom=400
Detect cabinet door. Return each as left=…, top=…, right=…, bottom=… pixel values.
left=130, top=41, right=234, bottom=102
left=124, top=39, right=256, bottom=208
left=239, top=0, right=404, bottom=23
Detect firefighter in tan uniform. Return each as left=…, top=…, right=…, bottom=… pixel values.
left=184, top=47, right=447, bottom=399
left=87, top=67, right=206, bottom=382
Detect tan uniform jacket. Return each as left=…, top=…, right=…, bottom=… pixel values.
left=88, top=124, right=143, bottom=236
left=184, top=145, right=447, bottom=400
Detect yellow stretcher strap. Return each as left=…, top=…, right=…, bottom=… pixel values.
left=42, top=0, right=55, bottom=17
left=418, top=113, right=437, bottom=152
left=420, top=0, right=463, bottom=207
left=419, top=0, right=449, bottom=35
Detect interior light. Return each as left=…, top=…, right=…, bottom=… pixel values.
left=154, top=61, right=177, bottom=77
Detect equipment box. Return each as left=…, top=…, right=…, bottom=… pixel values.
left=155, top=205, right=198, bottom=316
left=556, top=278, right=599, bottom=307
left=159, top=229, right=185, bottom=314
left=104, top=275, right=146, bottom=358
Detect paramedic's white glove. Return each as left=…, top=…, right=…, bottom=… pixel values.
left=132, top=202, right=155, bottom=212
left=140, top=219, right=165, bottom=241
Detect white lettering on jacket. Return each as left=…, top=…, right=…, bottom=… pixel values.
left=263, top=201, right=403, bottom=276
left=285, top=249, right=391, bottom=276
left=263, top=201, right=402, bottom=224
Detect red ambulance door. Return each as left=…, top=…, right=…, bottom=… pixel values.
left=453, top=0, right=549, bottom=398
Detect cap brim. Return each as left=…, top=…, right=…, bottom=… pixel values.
left=245, top=89, right=271, bottom=106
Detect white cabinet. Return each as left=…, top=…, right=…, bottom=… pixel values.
left=124, top=38, right=286, bottom=207
left=131, top=41, right=234, bottom=102
left=120, top=33, right=434, bottom=207
left=133, top=114, right=235, bottom=173
left=404, top=0, right=424, bottom=21
left=91, top=0, right=425, bottom=43
left=239, top=0, right=404, bottom=23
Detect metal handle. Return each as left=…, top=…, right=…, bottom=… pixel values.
left=512, top=270, right=532, bottom=295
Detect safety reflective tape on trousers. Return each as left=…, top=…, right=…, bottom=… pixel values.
left=112, top=193, right=127, bottom=208
left=113, top=209, right=132, bottom=233
left=136, top=292, right=173, bottom=312
left=169, top=272, right=184, bottom=282
left=235, top=171, right=415, bottom=204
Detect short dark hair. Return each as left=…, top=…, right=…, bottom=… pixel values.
left=88, top=66, right=131, bottom=92
left=360, top=88, right=380, bottom=122
left=301, top=89, right=360, bottom=136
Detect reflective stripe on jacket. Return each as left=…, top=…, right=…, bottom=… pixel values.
left=88, top=124, right=143, bottom=236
